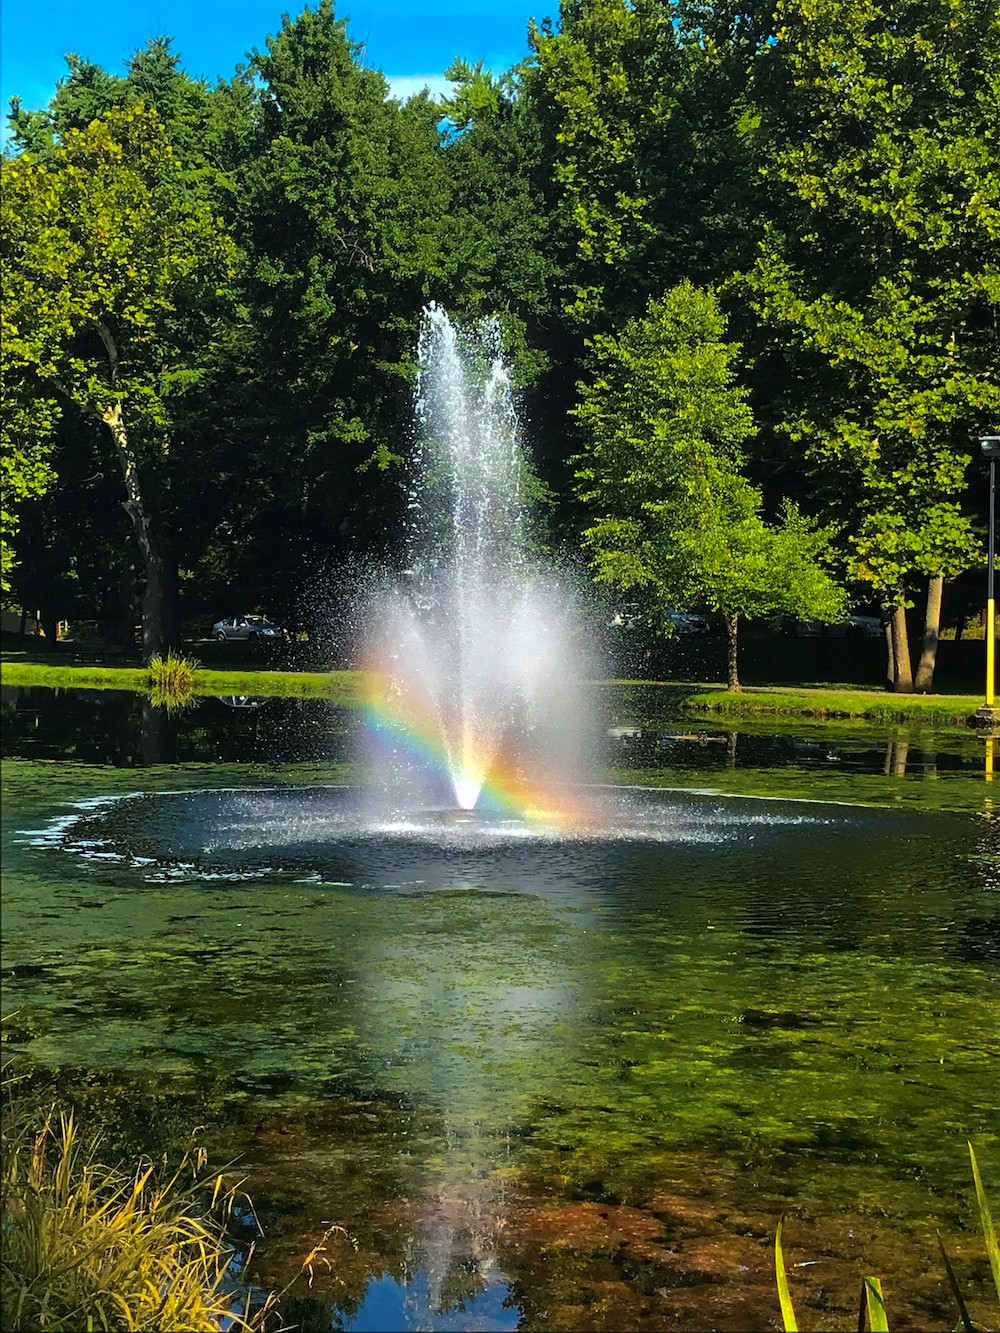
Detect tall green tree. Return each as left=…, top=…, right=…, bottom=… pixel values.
left=574, top=283, right=845, bottom=688
left=1, top=103, right=235, bottom=655
left=204, top=0, right=462, bottom=629
left=744, top=0, right=1000, bottom=690
left=4, top=38, right=253, bottom=626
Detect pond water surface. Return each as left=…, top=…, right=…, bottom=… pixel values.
left=2, top=685, right=998, bottom=1331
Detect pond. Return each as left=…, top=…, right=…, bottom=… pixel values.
left=2, top=685, right=998, bottom=1331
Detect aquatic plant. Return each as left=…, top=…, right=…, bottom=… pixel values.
left=775, top=1143, right=999, bottom=1331
left=146, top=650, right=198, bottom=711
left=1, top=1035, right=356, bottom=1333
left=0, top=1100, right=269, bottom=1332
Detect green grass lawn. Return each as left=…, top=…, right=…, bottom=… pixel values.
left=608, top=680, right=985, bottom=725
left=2, top=659, right=986, bottom=726
left=1, top=660, right=365, bottom=700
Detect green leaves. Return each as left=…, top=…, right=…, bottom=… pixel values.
left=574, top=283, right=845, bottom=644
left=745, top=0, right=1000, bottom=613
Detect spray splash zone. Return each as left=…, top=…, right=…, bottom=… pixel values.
left=360, top=306, right=598, bottom=827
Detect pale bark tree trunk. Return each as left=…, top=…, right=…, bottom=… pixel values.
left=102, top=399, right=170, bottom=660
left=914, top=573, right=943, bottom=693
left=883, top=608, right=895, bottom=692
left=90, top=320, right=177, bottom=661
left=723, top=612, right=741, bottom=691
left=890, top=604, right=914, bottom=692
left=115, top=566, right=136, bottom=647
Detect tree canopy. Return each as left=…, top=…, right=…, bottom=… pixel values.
left=2, top=0, right=996, bottom=689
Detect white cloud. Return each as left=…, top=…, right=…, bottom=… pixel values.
left=386, top=73, right=453, bottom=101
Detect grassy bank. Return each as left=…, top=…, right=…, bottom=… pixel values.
left=611, top=681, right=984, bottom=726
left=2, top=660, right=986, bottom=725
left=1, top=661, right=364, bottom=700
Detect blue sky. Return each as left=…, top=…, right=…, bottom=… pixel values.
left=1, top=0, right=549, bottom=117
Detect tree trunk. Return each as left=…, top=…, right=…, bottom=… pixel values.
left=42, top=614, right=59, bottom=650
left=102, top=400, right=175, bottom=661
left=882, top=607, right=895, bottom=692
left=914, top=573, right=943, bottom=693
left=723, top=612, right=740, bottom=691
left=160, top=552, right=180, bottom=650
left=890, top=604, right=914, bottom=692
left=115, top=566, right=136, bottom=647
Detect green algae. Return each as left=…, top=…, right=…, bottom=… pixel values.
left=2, top=694, right=999, bottom=1331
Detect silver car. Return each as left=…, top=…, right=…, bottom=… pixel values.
left=212, top=615, right=283, bottom=642
left=665, top=610, right=712, bottom=636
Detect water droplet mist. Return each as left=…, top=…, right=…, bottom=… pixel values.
left=362, top=306, right=598, bottom=819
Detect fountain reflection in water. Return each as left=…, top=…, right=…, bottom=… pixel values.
left=362, top=305, right=597, bottom=822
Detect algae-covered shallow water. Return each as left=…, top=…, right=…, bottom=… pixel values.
left=1, top=685, right=998, bottom=1331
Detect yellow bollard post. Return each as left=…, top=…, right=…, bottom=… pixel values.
left=981, top=440, right=999, bottom=711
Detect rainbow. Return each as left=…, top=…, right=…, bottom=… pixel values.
left=360, top=668, right=588, bottom=828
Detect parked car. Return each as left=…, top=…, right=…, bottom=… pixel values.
left=665, top=610, right=711, bottom=637
left=212, top=615, right=284, bottom=642
left=844, top=614, right=884, bottom=639
left=768, top=614, right=884, bottom=639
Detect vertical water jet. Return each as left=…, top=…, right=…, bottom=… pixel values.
left=362, top=306, right=596, bottom=818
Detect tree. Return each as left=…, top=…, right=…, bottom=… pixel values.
left=0, top=361, right=58, bottom=594
left=744, top=0, right=1000, bottom=690
left=574, top=283, right=845, bottom=688
left=529, top=0, right=683, bottom=329
left=198, top=0, right=466, bottom=631
left=1, top=104, right=235, bottom=656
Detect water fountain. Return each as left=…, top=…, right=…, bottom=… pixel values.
left=360, top=304, right=597, bottom=825
left=19, top=302, right=970, bottom=1333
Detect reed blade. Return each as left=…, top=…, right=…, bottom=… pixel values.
left=775, top=1215, right=799, bottom=1332
left=863, top=1276, right=889, bottom=1332
left=969, top=1141, right=1000, bottom=1301
left=938, top=1232, right=975, bottom=1333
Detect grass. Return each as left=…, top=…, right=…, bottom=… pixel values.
left=1, top=1052, right=349, bottom=1333
left=1, top=660, right=365, bottom=701
left=610, top=680, right=984, bottom=725
left=1, top=1102, right=265, bottom=1331
left=147, top=651, right=198, bottom=711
